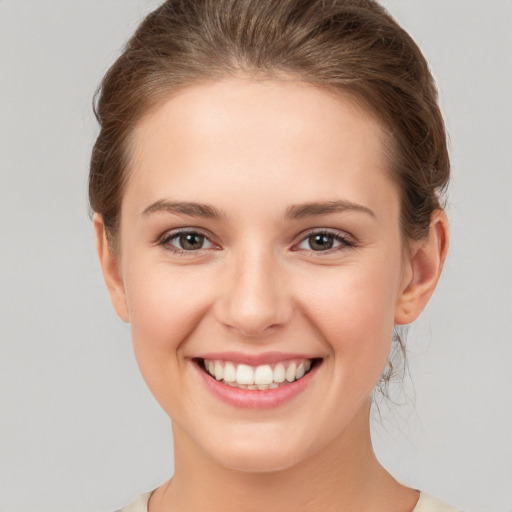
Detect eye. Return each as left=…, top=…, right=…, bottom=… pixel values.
left=159, top=230, right=216, bottom=252
left=295, top=230, right=354, bottom=252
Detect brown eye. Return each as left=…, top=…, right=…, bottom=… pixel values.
left=295, top=230, right=353, bottom=253
left=179, top=233, right=205, bottom=250
left=308, top=233, right=334, bottom=251
left=161, top=230, right=214, bottom=252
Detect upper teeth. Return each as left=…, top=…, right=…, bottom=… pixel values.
left=203, top=359, right=313, bottom=388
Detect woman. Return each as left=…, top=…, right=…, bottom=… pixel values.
left=90, top=1, right=457, bottom=510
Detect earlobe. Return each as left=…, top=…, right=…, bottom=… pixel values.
left=394, top=210, right=449, bottom=325
left=94, top=214, right=130, bottom=323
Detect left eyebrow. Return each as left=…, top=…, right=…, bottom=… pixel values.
left=141, top=200, right=227, bottom=221
left=284, top=200, right=376, bottom=220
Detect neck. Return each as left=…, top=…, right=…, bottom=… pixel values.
left=151, top=400, right=417, bottom=512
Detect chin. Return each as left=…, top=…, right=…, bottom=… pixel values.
left=211, top=444, right=303, bottom=474
left=197, top=426, right=317, bottom=474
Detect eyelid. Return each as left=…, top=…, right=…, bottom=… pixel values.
left=291, top=228, right=356, bottom=253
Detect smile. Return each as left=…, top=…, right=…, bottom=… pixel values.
left=193, top=354, right=323, bottom=408
left=200, top=358, right=318, bottom=390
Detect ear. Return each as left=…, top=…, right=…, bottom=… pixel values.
left=94, top=214, right=130, bottom=323
left=394, top=210, right=449, bottom=325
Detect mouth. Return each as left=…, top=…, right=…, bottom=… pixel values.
left=194, top=357, right=322, bottom=391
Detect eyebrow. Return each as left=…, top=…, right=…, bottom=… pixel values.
left=284, top=200, right=376, bottom=220
left=141, top=200, right=227, bottom=220
left=141, top=199, right=375, bottom=221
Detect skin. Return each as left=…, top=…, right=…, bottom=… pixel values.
left=95, top=78, right=448, bottom=512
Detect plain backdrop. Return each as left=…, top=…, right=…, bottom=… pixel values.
left=1, top=1, right=511, bottom=511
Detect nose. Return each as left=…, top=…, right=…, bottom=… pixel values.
left=214, top=245, right=293, bottom=338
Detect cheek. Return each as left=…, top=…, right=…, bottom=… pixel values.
left=122, top=264, right=215, bottom=398
left=297, top=259, right=401, bottom=371
left=125, top=264, right=212, bottom=345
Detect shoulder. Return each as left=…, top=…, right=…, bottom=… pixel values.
left=114, top=491, right=153, bottom=512
left=413, top=492, right=464, bottom=512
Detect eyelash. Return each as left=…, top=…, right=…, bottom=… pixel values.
left=157, top=228, right=356, bottom=255
left=293, top=229, right=356, bottom=254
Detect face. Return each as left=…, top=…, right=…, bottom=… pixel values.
left=101, top=78, right=422, bottom=472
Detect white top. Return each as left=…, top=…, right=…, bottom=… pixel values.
left=116, top=490, right=463, bottom=512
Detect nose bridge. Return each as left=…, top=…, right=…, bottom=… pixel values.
left=216, top=241, right=291, bottom=336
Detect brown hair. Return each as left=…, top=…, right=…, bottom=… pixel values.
left=89, top=0, right=450, bottom=394
left=90, top=0, right=449, bottom=243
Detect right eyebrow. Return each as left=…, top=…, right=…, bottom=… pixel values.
left=284, top=200, right=376, bottom=220
left=141, top=200, right=227, bottom=221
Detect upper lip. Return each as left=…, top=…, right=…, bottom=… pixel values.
left=194, top=351, right=320, bottom=366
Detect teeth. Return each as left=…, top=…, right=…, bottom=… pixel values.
left=285, top=362, right=296, bottom=382
left=223, top=362, right=236, bottom=383
left=273, top=363, right=286, bottom=383
left=236, top=364, right=254, bottom=385
left=214, top=361, right=224, bottom=380
left=254, top=365, right=273, bottom=385
left=202, top=358, right=316, bottom=389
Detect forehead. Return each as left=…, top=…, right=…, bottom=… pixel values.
left=124, top=78, right=398, bottom=219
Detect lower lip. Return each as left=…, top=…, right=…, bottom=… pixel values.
left=193, top=360, right=321, bottom=409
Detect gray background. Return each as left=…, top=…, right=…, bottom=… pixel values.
left=1, top=1, right=510, bottom=511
